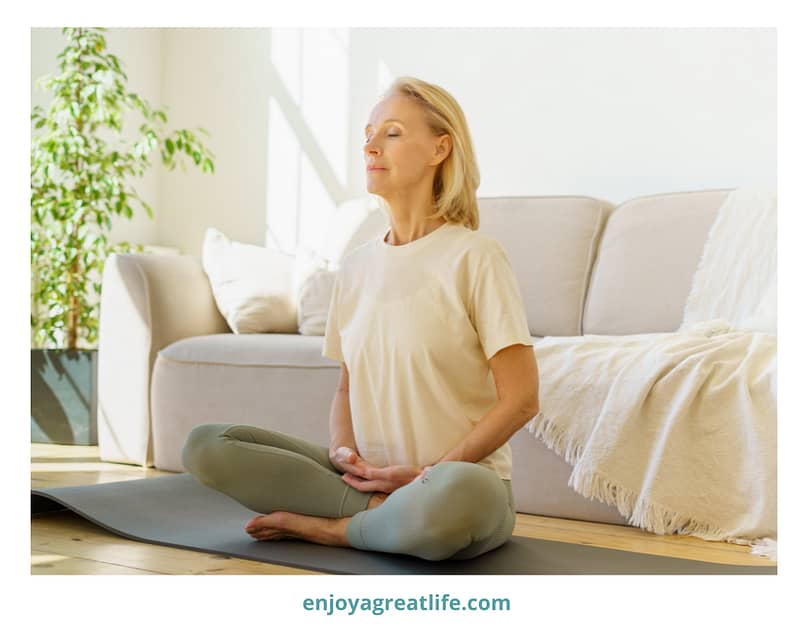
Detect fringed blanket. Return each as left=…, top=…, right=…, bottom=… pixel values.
left=526, top=318, right=776, bottom=558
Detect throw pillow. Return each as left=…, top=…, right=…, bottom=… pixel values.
left=202, top=227, right=297, bottom=334
left=297, top=267, right=337, bottom=336
left=295, top=196, right=389, bottom=336
left=293, top=245, right=331, bottom=335
left=315, top=196, right=386, bottom=266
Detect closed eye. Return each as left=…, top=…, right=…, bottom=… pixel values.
left=364, top=133, right=400, bottom=143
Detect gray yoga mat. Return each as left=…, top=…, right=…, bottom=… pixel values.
left=31, top=473, right=775, bottom=575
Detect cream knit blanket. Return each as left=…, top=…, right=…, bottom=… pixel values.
left=526, top=323, right=776, bottom=550
left=526, top=188, right=777, bottom=559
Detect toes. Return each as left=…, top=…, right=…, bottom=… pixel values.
left=245, top=512, right=290, bottom=538
left=245, top=515, right=267, bottom=530
left=246, top=513, right=277, bottom=530
left=251, top=529, right=287, bottom=541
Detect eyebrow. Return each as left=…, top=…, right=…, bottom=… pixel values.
left=364, top=118, right=405, bottom=132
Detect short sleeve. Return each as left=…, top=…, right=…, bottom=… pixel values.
left=469, top=242, right=534, bottom=361
left=322, top=269, right=344, bottom=362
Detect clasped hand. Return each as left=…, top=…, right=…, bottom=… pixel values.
left=331, top=446, right=434, bottom=494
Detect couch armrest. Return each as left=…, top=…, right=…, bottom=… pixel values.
left=97, top=253, right=229, bottom=466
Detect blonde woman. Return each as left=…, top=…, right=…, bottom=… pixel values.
left=182, top=77, right=540, bottom=561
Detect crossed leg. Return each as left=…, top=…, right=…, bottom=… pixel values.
left=181, top=423, right=514, bottom=561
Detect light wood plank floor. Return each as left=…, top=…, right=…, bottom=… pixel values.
left=31, top=443, right=776, bottom=574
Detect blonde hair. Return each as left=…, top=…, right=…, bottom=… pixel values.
left=377, top=76, right=481, bottom=230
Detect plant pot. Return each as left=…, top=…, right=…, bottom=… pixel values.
left=31, top=349, right=98, bottom=446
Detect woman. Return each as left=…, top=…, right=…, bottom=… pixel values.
left=181, top=76, right=541, bottom=561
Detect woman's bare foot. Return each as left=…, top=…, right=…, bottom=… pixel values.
left=244, top=512, right=299, bottom=541
left=245, top=511, right=351, bottom=546
left=245, top=493, right=387, bottom=545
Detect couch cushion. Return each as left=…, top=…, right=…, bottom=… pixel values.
left=152, top=334, right=339, bottom=471
left=159, top=332, right=544, bottom=368
left=478, top=196, right=613, bottom=337
left=158, top=333, right=334, bottom=367
left=583, top=189, right=732, bottom=335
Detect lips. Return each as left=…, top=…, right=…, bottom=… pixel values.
left=367, top=166, right=386, bottom=171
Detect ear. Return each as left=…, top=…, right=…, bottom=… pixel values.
left=430, top=133, right=452, bottom=166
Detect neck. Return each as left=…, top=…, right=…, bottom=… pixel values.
left=384, top=216, right=447, bottom=245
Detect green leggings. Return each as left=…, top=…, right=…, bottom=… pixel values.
left=181, top=423, right=516, bottom=561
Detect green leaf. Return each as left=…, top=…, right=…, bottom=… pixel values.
left=30, top=25, right=215, bottom=350
left=142, top=200, right=154, bottom=220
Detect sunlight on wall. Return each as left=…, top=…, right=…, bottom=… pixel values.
left=266, top=28, right=351, bottom=256
left=299, top=152, right=337, bottom=255
left=301, top=29, right=349, bottom=187
left=265, top=95, right=300, bottom=256
left=271, top=28, right=301, bottom=104
left=376, top=58, right=393, bottom=100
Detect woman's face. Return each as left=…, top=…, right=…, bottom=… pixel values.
left=363, top=94, right=450, bottom=198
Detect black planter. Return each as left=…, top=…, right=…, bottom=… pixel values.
left=31, top=349, right=98, bottom=446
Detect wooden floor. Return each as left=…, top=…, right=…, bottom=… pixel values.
left=30, top=443, right=776, bottom=574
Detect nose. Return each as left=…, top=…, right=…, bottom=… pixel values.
left=364, top=138, right=380, bottom=158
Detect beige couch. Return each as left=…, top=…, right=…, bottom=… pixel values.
left=97, top=188, right=732, bottom=527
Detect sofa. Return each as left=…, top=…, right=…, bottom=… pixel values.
left=97, top=188, right=734, bottom=528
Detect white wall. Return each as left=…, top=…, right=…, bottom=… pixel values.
left=33, top=27, right=776, bottom=259
left=161, top=26, right=776, bottom=258
left=159, top=28, right=273, bottom=258
left=355, top=27, right=776, bottom=200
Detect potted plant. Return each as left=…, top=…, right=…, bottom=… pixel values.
left=31, top=27, right=216, bottom=445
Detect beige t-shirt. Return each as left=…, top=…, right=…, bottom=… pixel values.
left=321, top=221, right=534, bottom=480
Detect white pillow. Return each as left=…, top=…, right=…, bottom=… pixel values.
left=293, top=246, right=331, bottom=335
left=202, top=227, right=297, bottom=334
left=314, top=196, right=386, bottom=267
left=297, top=268, right=337, bottom=335
left=295, top=196, right=389, bottom=336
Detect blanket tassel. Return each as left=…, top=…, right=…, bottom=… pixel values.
left=525, top=414, right=777, bottom=561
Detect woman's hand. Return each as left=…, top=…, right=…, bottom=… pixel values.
left=341, top=463, right=429, bottom=494
left=330, top=446, right=372, bottom=476
left=331, top=446, right=436, bottom=493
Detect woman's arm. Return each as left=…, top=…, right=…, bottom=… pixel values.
left=437, top=344, right=540, bottom=466
left=436, top=398, right=537, bottom=465
left=328, top=362, right=359, bottom=470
